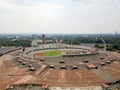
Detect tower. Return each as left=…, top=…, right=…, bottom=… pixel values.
left=42, top=34, right=46, bottom=43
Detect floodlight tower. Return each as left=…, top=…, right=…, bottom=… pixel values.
left=31, top=40, right=35, bottom=60
left=31, top=41, right=34, bottom=60
left=100, top=38, right=106, bottom=52
left=31, top=35, right=37, bottom=60
left=42, top=34, right=46, bottom=44
left=71, top=37, right=73, bottom=48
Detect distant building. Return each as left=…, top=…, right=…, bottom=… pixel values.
left=42, top=34, right=46, bottom=43
left=32, top=39, right=54, bottom=46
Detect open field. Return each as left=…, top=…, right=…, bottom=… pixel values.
left=34, top=50, right=61, bottom=57
left=44, top=50, right=61, bottom=57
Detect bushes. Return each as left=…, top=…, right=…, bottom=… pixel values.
left=0, top=40, right=31, bottom=47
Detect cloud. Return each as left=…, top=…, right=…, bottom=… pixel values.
left=115, top=0, right=120, bottom=8
left=0, top=0, right=120, bottom=34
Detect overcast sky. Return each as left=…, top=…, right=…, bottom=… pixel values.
left=0, top=0, right=120, bottom=34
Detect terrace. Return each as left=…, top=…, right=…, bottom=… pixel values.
left=36, top=69, right=105, bottom=87
left=100, top=62, right=120, bottom=79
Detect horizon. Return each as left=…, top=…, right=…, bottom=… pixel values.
left=0, top=32, right=119, bottom=35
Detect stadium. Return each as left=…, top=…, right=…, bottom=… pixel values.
left=0, top=0, right=120, bottom=89
left=0, top=40, right=120, bottom=90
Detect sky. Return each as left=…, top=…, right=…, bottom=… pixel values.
left=0, top=0, right=120, bottom=34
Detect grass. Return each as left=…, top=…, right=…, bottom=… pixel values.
left=44, top=50, right=61, bottom=56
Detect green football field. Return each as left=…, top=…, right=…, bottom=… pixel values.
left=44, top=50, right=61, bottom=56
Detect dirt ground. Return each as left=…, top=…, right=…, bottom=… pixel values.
left=0, top=51, right=31, bottom=90
left=28, top=69, right=105, bottom=87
